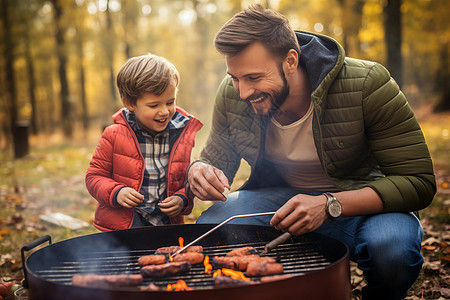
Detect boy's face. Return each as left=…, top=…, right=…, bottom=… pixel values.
left=125, top=85, right=177, bottom=135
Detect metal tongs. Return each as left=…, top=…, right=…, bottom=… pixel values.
left=172, top=212, right=292, bottom=257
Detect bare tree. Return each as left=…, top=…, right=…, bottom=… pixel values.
left=51, top=0, right=73, bottom=138
left=104, top=0, right=118, bottom=107
left=1, top=0, right=29, bottom=158
left=73, top=1, right=89, bottom=131
left=338, top=0, right=365, bottom=58
left=384, top=0, right=403, bottom=87
left=23, top=23, right=38, bottom=135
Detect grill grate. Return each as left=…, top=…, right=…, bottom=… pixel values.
left=34, top=239, right=331, bottom=290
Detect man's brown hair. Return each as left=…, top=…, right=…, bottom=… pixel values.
left=116, top=53, right=180, bottom=105
left=214, top=4, right=300, bottom=59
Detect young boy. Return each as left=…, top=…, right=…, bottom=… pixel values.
left=86, top=53, right=202, bottom=231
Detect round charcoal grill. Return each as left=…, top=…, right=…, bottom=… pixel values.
left=23, top=224, right=350, bottom=300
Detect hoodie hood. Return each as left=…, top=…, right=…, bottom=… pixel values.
left=295, top=31, right=345, bottom=116
left=296, top=31, right=345, bottom=96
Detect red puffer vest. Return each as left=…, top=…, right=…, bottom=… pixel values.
left=86, top=107, right=203, bottom=231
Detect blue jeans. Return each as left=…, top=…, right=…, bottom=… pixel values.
left=196, top=187, right=423, bottom=300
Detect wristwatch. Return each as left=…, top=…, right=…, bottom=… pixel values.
left=323, top=192, right=342, bottom=221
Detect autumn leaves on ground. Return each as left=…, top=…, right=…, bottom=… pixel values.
left=0, top=110, right=449, bottom=299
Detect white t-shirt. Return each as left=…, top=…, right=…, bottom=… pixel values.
left=265, top=103, right=337, bottom=191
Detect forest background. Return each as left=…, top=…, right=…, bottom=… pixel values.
left=0, top=0, right=449, bottom=299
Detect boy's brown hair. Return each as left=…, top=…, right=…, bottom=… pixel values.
left=116, top=53, right=180, bottom=105
left=214, top=4, right=300, bottom=60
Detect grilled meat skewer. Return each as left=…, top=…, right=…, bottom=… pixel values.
left=246, top=262, right=284, bottom=276
left=138, top=254, right=167, bottom=266
left=140, top=262, right=191, bottom=278
left=172, top=252, right=204, bottom=264
left=155, top=245, right=203, bottom=254
left=72, top=274, right=143, bottom=288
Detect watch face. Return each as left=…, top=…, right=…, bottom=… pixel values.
left=328, top=201, right=342, bottom=218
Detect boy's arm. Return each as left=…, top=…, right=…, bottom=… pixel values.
left=173, top=188, right=192, bottom=215
left=86, top=127, right=126, bottom=208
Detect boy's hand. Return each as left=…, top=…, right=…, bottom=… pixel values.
left=117, top=187, right=144, bottom=208
left=158, top=196, right=184, bottom=217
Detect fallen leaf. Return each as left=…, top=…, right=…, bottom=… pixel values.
left=440, top=288, right=450, bottom=298
left=10, top=262, right=20, bottom=272
left=0, top=254, right=14, bottom=267
left=422, top=237, right=441, bottom=246
left=6, top=215, right=23, bottom=225
left=423, top=245, right=438, bottom=251
left=423, top=261, right=441, bottom=271
left=439, top=254, right=450, bottom=262
left=351, top=275, right=364, bottom=287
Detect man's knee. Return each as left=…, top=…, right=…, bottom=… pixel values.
left=356, top=213, right=424, bottom=292
left=367, top=234, right=423, bottom=281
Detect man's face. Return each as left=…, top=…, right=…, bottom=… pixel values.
left=226, top=41, right=289, bottom=116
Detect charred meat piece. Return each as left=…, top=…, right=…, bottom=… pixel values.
left=210, top=256, right=236, bottom=270
left=140, top=262, right=191, bottom=278
left=72, top=274, right=143, bottom=288
left=226, top=246, right=258, bottom=257
left=246, top=262, right=284, bottom=276
left=260, top=274, right=293, bottom=283
left=155, top=245, right=203, bottom=254
left=213, top=276, right=254, bottom=288
left=138, top=254, right=167, bottom=266
left=173, top=252, right=204, bottom=264
left=140, top=283, right=161, bottom=291
left=210, top=256, right=238, bottom=270
left=211, top=255, right=276, bottom=271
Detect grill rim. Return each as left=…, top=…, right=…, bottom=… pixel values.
left=24, top=224, right=351, bottom=300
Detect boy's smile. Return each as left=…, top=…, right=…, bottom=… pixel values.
left=126, top=85, right=177, bottom=135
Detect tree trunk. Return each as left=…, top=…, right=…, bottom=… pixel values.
left=76, top=31, right=89, bottom=131
left=24, top=29, right=38, bottom=135
left=51, top=0, right=73, bottom=138
left=105, top=0, right=118, bottom=107
left=0, top=0, right=29, bottom=158
left=339, top=0, right=365, bottom=58
left=383, top=0, right=403, bottom=87
left=121, top=1, right=132, bottom=59
left=0, top=0, right=17, bottom=126
left=433, top=42, right=450, bottom=112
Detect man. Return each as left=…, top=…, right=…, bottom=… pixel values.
left=187, top=4, right=435, bottom=299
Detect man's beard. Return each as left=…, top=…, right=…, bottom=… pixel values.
left=264, top=65, right=290, bottom=117
left=244, top=64, right=290, bottom=116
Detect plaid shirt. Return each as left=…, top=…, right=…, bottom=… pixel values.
left=124, top=109, right=189, bottom=226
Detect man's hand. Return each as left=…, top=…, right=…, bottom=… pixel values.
left=116, top=187, right=144, bottom=208
left=270, top=194, right=328, bottom=236
left=158, top=196, right=184, bottom=217
left=188, top=162, right=230, bottom=201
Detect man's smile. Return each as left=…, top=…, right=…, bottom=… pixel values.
left=248, top=94, right=269, bottom=104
